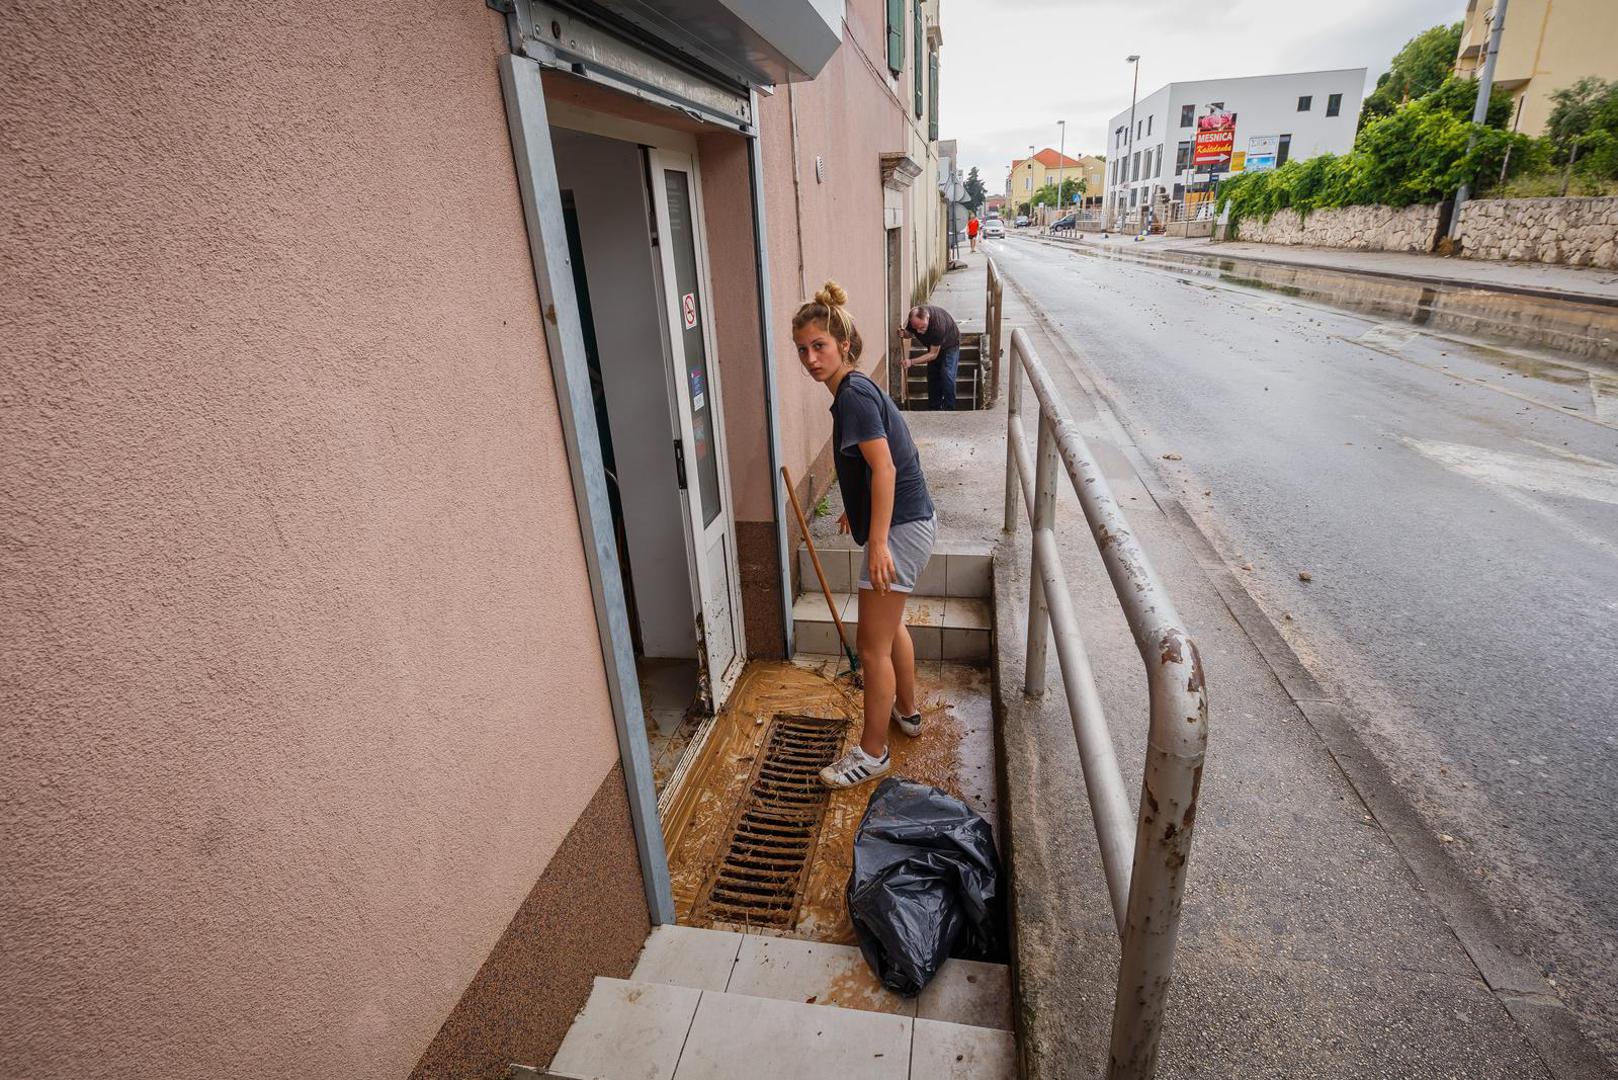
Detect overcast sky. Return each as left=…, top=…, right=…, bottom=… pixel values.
left=939, top=0, right=1464, bottom=190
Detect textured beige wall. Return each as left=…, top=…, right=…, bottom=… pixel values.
left=0, top=3, right=624, bottom=1078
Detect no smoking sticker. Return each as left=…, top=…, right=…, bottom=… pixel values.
left=682, top=293, right=697, bottom=330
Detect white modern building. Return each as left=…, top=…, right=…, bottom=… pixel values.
left=1102, top=68, right=1366, bottom=223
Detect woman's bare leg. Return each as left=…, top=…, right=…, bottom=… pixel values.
left=856, top=588, right=909, bottom=757
left=892, top=619, right=917, bottom=718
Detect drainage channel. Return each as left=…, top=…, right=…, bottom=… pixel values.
left=694, top=714, right=844, bottom=929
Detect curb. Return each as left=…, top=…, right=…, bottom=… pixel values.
left=998, top=267, right=1616, bottom=1080
left=1024, top=232, right=1618, bottom=310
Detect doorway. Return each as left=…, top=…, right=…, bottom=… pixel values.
left=551, top=126, right=746, bottom=797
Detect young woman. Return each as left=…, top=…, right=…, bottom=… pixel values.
left=792, top=281, right=938, bottom=789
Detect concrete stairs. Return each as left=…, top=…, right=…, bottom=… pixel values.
left=791, top=543, right=992, bottom=662
left=543, top=924, right=1015, bottom=1079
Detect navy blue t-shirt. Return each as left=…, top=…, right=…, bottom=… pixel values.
left=830, top=371, right=934, bottom=546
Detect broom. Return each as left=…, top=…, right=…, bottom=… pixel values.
left=781, top=466, right=862, bottom=688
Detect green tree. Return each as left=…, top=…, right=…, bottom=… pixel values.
left=1360, top=22, right=1464, bottom=130
left=1545, top=77, right=1618, bottom=178
left=963, top=166, right=987, bottom=213
left=1030, top=177, right=1086, bottom=208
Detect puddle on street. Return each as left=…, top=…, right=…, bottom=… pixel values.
left=1106, top=244, right=1618, bottom=364
left=664, top=659, right=994, bottom=945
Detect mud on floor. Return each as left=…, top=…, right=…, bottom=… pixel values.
left=665, top=659, right=996, bottom=945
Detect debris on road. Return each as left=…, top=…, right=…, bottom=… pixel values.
left=1162, top=452, right=1183, bottom=460
left=1298, top=570, right=1313, bottom=582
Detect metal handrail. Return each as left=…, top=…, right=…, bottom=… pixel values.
left=996, top=260, right=1209, bottom=1079
left=984, top=257, right=1003, bottom=408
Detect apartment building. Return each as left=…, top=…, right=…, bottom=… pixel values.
left=1455, top=0, right=1618, bottom=136
left=1102, top=69, right=1365, bottom=222
left=2, top=0, right=946, bottom=1076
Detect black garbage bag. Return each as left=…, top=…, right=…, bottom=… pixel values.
left=846, top=777, right=1005, bottom=997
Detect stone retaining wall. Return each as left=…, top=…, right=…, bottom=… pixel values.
left=1456, top=196, right=1618, bottom=268
left=1231, top=203, right=1442, bottom=252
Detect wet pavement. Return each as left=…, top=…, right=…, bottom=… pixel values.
left=988, top=233, right=1618, bottom=1065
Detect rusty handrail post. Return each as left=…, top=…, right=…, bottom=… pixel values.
left=1001, top=320, right=1210, bottom=1080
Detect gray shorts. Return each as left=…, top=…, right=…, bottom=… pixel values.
left=858, top=514, right=938, bottom=593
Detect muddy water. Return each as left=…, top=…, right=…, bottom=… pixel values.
left=666, top=660, right=979, bottom=945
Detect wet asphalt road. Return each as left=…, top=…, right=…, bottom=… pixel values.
left=987, top=234, right=1618, bottom=1052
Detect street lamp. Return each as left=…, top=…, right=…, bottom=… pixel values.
left=1053, top=119, right=1066, bottom=232
left=1026, top=143, right=1035, bottom=221
left=1123, top=55, right=1140, bottom=230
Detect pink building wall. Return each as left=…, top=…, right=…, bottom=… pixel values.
left=0, top=3, right=632, bottom=1077
left=758, top=0, right=909, bottom=498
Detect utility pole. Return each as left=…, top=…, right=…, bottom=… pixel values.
left=1450, top=0, right=1509, bottom=245
left=1124, top=55, right=1140, bottom=232
left=1027, top=143, right=1035, bottom=221
left=1053, top=119, right=1066, bottom=231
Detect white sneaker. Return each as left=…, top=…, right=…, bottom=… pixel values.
left=892, top=704, right=923, bottom=738
left=819, top=745, right=890, bottom=789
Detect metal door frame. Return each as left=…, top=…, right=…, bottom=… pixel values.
left=500, top=53, right=793, bottom=924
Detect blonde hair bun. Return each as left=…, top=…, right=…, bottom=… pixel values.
left=814, top=280, right=849, bottom=308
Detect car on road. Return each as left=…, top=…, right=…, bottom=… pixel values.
left=1014, top=215, right=1029, bottom=228
left=982, top=218, right=1005, bottom=239
left=1051, top=214, right=1077, bottom=233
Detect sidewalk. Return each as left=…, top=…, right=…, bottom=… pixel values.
left=1063, top=232, right=1618, bottom=305
left=910, top=251, right=1607, bottom=1078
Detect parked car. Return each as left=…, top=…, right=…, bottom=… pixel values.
left=1014, top=215, right=1029, bottom=228
left=1051, top=214, right=1076, bottom=233
left=982, top=218, right=1005, bottom=239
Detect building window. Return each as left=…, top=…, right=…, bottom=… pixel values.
left=1180, top=104, right=1194, bottom=127
left=1297, top=95, right=1312, bottom=112
left=1277, top=134, right=1292, bottom=166
left=1176, top=140, right=1191, bottom=173
left=928, top=49, right=939, bottom=139
left=886, top=0, right=903, bottom=74
left=912, top=2, right=923, bottom=117
left=1129, top=188, right=1137, bottom=207
left=1132, top=151, right=1141, bottom=181
left=1147, top=115, right=1153, bottom=136
left=1025, top=175, right=1032, bottom=191
left=1154, top=146, right=1162, bottom=177
left=1210, top=101, right=1223, bottom=111
left=1327, top=93, right=1342, bottom=117
left=1136, top=119, right=1143, bottom=139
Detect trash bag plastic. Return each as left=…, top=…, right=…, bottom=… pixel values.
left=846, top=777, right=1005, bottom=997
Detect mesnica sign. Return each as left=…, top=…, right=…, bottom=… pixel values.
left=1192, top=112, right=1236, bottom=169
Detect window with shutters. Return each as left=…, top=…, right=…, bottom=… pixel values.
left=886, top=0, right=903, bottom=74
left=913, top=3, right=923, bottom=117
left=928, top=49, right=939, bottom=139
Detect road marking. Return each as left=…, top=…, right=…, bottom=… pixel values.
left=1402, top=436, right=1618, bottom=557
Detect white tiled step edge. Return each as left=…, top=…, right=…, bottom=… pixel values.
left=798, top=545, right=991, bottom=598
left=548, top=977, right=1015, bottom=1080
left=792, top=592, right=990, bottom=661
left=632, top=926, right=1012, bottom=1030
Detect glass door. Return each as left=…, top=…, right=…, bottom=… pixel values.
left=646, top=149, right=745, bottom=709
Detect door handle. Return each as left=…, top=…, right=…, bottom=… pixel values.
left=673, top=439, right=688, bottom=489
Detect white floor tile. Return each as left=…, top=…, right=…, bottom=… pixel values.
left=633, top=925, right=744, bottom=993
left=725, top=934, right=914, bottom=1016
left=916, top=959, right=1013, bottom=1030
left=548, top=978, right=700, bottom=1080
left=673, top=990, right=913, bottom=1080
left=908, top=1018, right=1017, bottom=1079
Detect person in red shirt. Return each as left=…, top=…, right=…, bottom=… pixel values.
left=967, top=214, right=980, bottom=252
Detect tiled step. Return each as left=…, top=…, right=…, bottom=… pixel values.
left=797, top=545, right=991, bottom=598
left=791, top=591, right=991, bottom=661
left=630, top=925, right=1013, bottom=1031
left=549, top=974, right=1015, bottom=1080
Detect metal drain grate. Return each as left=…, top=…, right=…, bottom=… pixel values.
left=698, top=714, right=844, bottom=928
